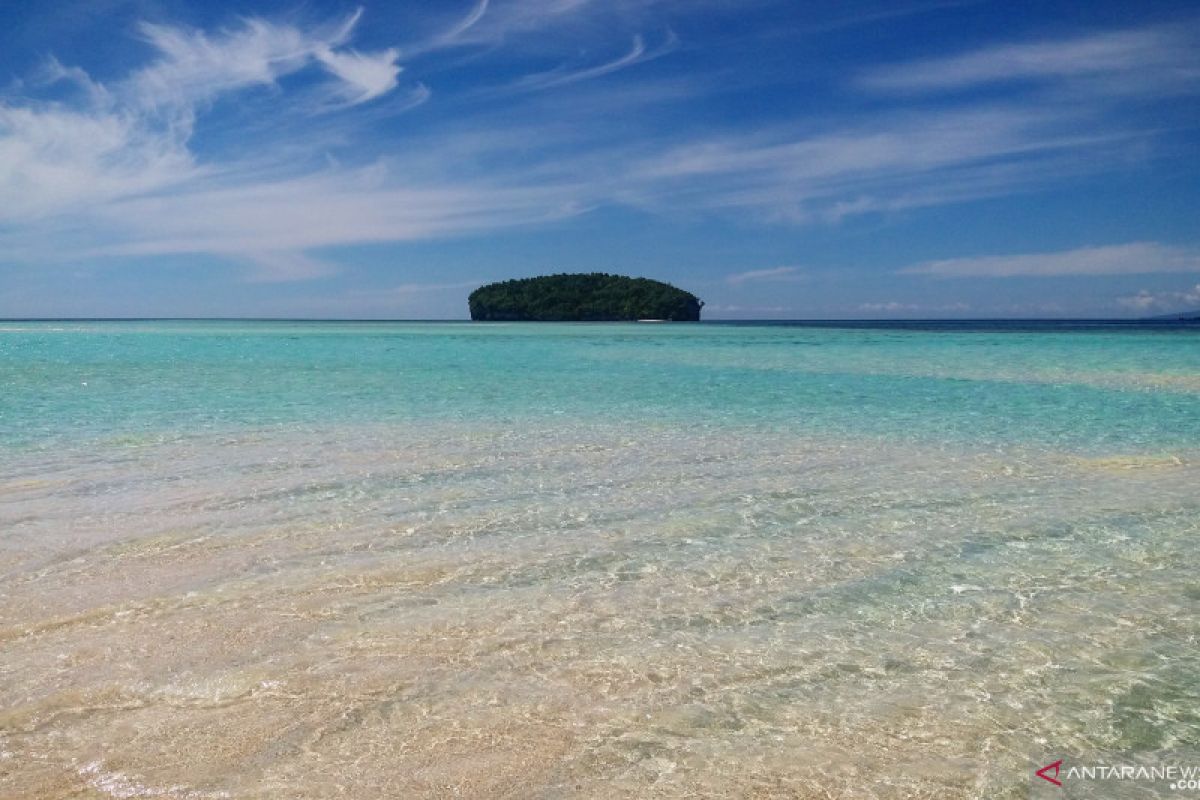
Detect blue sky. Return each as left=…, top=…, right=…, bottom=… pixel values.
left=1, top=0, right=1198, bottom=318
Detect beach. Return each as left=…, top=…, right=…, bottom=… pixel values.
left=2, top=320, right=1198, bottom=798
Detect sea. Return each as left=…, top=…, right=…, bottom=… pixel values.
left=1, top=319, right=1198, bottom=798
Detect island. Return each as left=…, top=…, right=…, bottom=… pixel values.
left=469, top=273, right=704, bottom=321
left=1148, top=309, right=1200, bottom=322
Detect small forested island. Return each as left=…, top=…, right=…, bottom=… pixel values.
left=469, top=273, right=704, bottom=321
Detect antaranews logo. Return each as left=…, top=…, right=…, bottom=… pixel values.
left=1036, top=760, right=1063, bottom=787
left=1034, top=756, right=1200, bottom=792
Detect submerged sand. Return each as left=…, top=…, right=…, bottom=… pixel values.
left=1, top=423, right=1198, bottom=798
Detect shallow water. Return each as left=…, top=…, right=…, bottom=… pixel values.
left=1, top=321, right=1198, bottom=798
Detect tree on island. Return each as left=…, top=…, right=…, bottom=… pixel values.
left=469, top=273, right=704, bottom=321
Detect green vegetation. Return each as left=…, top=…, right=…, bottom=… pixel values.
left=469, top=273, right=704, bottom=321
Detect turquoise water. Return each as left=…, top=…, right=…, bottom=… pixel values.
left=1, top=321, right=1198, bottom=799
left=4, top=320, right=1200, bottom=451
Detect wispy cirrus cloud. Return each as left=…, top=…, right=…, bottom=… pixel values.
left=509, top=31, right=678, bottom=91
left=858, top=23, right=1200, bottom=95
left=125, top=10, right=403, bottom=113
left=900, top=243, right=1200, bottom=278
left=435, top=0, right=701, bottom=47
left=642, top=106, right=1094, bottom=182
left=2, top=2, right=1197, bottom=298
left=858, top=301, right=970, bottom=313
left=628, top=104, right=1150, bottom=223
left=0, top=8, right=571, bottom=281
left=438, top=0, right=492, bottom=42
left=704, top=304, right=792, bottom=316
left=0, top=9, right=408, bottom=223
left=76, top=167, right=587, bottom=281
left=0, top=3, right=699, bottom=282
left=0, top=101, right=196, bottom=222
left=725, top=266, right=802, bottom=285
left=441, top=0, right=592, bottom=44
left=243, top=279, right=487, bottom=316
left=314, top=45, right=404, bottom=106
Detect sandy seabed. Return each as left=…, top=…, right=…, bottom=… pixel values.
left=2, top=422, right=1198, bottom=798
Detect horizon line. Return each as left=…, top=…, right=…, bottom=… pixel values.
left=1, top=316, right=1195, bottom=324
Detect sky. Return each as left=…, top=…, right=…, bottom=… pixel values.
left=0, top=0, right=1198, bottom=319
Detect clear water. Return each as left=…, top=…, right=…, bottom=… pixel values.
left=1, top=321, right=1198, bottom=798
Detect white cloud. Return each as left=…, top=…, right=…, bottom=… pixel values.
left=77, top=169, right=586, bottom=279
left=1117, top=284, right=1200, bottom=313
left=120, top=8, right=406, bottom=114
left=314, top=46, right=403, bottom=106
left=900, top=243, right=1200, bottom=278
left=349, top=280, right=484, bottom=300
left=857, top=301, right=970, bottom=313
left=1118, top=290, right=1159, bottom=312
left=644, top=108, right=1110, bottom=181
left=0, top=10, right=480, bottom=280
left=629, top=105, right=1151, bottom=223
left=0, top=9, right=407, bottom=224
left=2, top=6, right=1196, bottom=292
left=227, top=279, right=487, bottom=317
left=510, top=31, right=678, bottom=91
left=704, top=304, right=791, bottom=315
left=440, top=0, right=491, bottom=42
left=129, top=18, right=320, bottom=113
left=37, top=55, right=110, bottom=105
left=725, top=265, right=802, bottom=285
left=0, top=103, right=196, bottom=222
left=858, top=301, right=918, bottom=312
left=859, top=24, right=1200, bottom=94
left=438, top=0, right=595, bottom=46
left=239, top=251, right=342, bottom=284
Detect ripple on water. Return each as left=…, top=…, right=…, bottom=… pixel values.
left=0, top=421, right=1198, bottom=797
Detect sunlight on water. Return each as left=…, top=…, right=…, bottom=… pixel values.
left=1, top=321, right=1198, bottom=798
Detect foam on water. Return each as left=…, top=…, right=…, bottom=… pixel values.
left=1, top=321, right=1198, bottom=798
